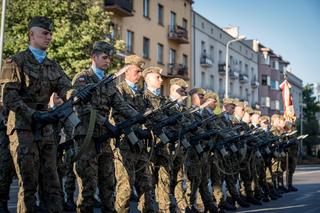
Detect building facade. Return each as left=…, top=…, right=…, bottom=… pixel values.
left=105, top=0, right=193, bottom=94
left=192, top=12, right=259, bottom=106
left=245, top=40, right=290, bottom=116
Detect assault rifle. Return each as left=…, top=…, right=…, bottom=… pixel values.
left=33, top=67, right=128, bottom=143
left=96, top=98, right=179, bottom=145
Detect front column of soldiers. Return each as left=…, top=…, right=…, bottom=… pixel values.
left=0, top=15, right=302, bottom=213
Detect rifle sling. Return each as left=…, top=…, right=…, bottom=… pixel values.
left=72, top=109, right=97, bottom=162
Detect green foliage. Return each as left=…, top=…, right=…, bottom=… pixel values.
left=301, top=84, right=320, bottom=155
left=2, top=0, right=123, bottom=78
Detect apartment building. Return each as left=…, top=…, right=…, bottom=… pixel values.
left=104, top=0, right=193, bottom=94
left=245, top=40, right=290, bottom=116
left=192, top=12, right=259, bottom=106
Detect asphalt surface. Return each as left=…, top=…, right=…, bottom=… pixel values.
left=7, top=164, right=320, bottom=213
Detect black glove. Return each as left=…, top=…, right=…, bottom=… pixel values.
left=32, top=111, right=58, bottom=125
left=77, top=86, right=93, bottom=104
left=135, top=113, right=147, bottom=124
left=104, top=120, right=120, bottom=137
left=135, top=128, right=151, bottom=140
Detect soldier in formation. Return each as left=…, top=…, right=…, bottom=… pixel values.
left=0, top=15, right=302, bottom=213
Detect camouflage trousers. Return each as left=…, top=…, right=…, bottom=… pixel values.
left=171, top=149, right=188, bottom=211
left=239, top=149, right=255, bottom=198
left=9, top=129, right=63, bottom=213
left=153, top=151, right=173, bottom=213
left=210, top=152, right=225, bottom=205
left=287, top=146, right=298, bottom=186
left=264, top=155, right=277, bottom=194
left=224, top=152, right=240, bottom=202
left=56, top=148, right=76, bottom=202
left=114, top=146, right=156, bottom=213
left=0, top=130, right=14, bottom=201
left=185, top=149, right=214, bottom=209
left=74, top=137, right=115, bottom=213
left=253, top=156, right=270, bottom=197
left=64, top=148, right=76, bottom=201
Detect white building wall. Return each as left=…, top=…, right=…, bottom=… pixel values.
left=192, top=11, right=259, bottom=106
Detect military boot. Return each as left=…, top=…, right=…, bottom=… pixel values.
left=288, top=185, right=298, bottom=192
left=218, top=201, right=236, bottom=211
left=63, top=196, right=76, bottom=212
left=236, top=197, right=250, bottom=208
left=204, top=204, right=219, bottom=213
left=246, top=196, right=262, bottom=205
left=0, top=200, right=10, bottom=213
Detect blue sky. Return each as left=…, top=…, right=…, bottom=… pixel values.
left=193, top=0, right=320, bottom=87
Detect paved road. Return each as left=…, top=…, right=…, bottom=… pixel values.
left=8, top=164, right=320, bottom=212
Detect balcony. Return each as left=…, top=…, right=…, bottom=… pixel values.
left=251, top=79, right=260, bottom=88
left=200, top=54, right=213, bottom=68
left=218, top=63, right=226, bottom=75
left=104, top=0, right=133, bottom=17
left=229, top=69, right=239, bottom=79
left=168, top=25, right=189, bottom=44
left=239, top=74, right=249, bottom=83
left=163, top=63, right=189, bottom=79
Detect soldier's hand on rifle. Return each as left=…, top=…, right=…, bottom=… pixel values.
left=104, top=120, right=120, bottom=137
left=32, top=111, right=58, bottom=125
left=78, top=86, right=93, bottom=104
left=135, top=128, right=152, bottom=140
left=135, top=113, right=147, bottom=124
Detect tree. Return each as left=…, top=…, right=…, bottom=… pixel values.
left=2, top=0, right=124, bottom=78
left=299, top=84, right=320, bottom=156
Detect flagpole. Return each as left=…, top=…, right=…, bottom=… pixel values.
left=0, top=0, right=7, bottom=69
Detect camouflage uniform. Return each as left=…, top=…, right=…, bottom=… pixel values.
left=143, top=88, right=172, bottom=213
left=0, top=47, right=71, bottom=212
left=72, top=64, right=137, bottom=213
left=112, top=78, right=155, bottom=213
left=184, top=107, right=216, bottom=210
left=0, top=97, right=15, bottom=210
left=269, top=126, right=283, bottom=193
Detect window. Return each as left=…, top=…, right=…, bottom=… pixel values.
left=271, top=80, right=279, bottom=90
left=143, top=37, right=150, bottom=59
left=157, top=43, right=164, bottom=64
left=182, top=54, right=188, bottom=68
left=271, top=100, right=280, bottom=110
left=126, top=30, right=134, bottom=53
left=158, top=4, right=164, bottom=25
left=201, top=41, right=205, bottom=52
left=211, top=28, right=214, bottom=34
left=210, top=75, right=214, bottom=89
left=218, top=50, right=223, bottom=63
left=219, top=78, right=223, bottom=90
left=201, top=22, right=205, bottom=29
left=239, top=61, right=242, bottom=72
left=170, top=11, right=176, bottom=32
left=169, top=48, right=176, bottom=65
left=230, top=82, right=234, bottom=95
left=239, top=45, right=242, bottom=51
left=182, top=18, right=188, bottom=29
left=143, top=0, right=150, bottom=18
left=263, top=55, right=270, bottom=65
left=275, top=61, right=279, bottom=70
left=210, top=45, right=214, bottom=60
left=261, top=75, right=270, bottom=86
left=261, top=97, right=271, bottom=107
left=245, top=64, right=248, bottom=74
left=201, top=72, right=206, bottom=87
left=240, top=86, right=243, bottom=97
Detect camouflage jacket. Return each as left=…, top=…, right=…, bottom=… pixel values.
left=111, top=80, right=147, bottom=150
left=0, top=49, right=71, bottom=135
left=72, top=68, right=137, bottom=138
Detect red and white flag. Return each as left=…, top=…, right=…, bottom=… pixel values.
left=279, top=79, right=296, bottom=121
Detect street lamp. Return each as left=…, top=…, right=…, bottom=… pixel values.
left=225, top=35, right=246, bottom=98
